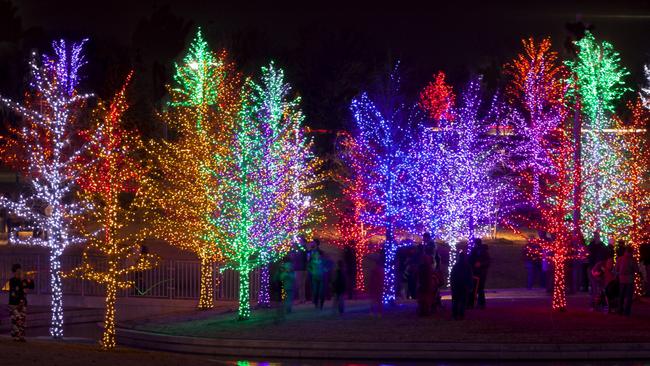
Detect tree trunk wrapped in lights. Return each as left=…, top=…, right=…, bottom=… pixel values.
left=0, top=39, right=92, bottom=339
left=66, top=72, right=157, bottom=349
left=138, top=29, right=241, bottom=310
left=206, top=62, right=320, bottom=320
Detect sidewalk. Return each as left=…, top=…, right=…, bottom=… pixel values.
left=116, top=289, right=650, bottom=360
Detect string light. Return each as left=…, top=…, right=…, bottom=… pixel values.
left=65, top=72, right=157, bottom=349
left=0, top=39, right=92, bottom=338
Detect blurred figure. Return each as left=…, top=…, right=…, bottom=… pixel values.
left=291, top=237, right=308, bottom=303
left=522, top=237, right=541, bottom=290
left=640, top=240, right=650, bottom=295
left=416, top=255, right=434, bottom=316
left=278, top=261, right=295, bottom=315
left=451, top=252, right=473, bottom=320
left=308, top=251, right=326, bottom=310
left=343, top=245, right=356, bottom=299
left=332, top=260, right=347, bottom=314
left=616, top=246, right=639, bottom=316
left=8, top=263, right=34, bottom=342
left=588, top=231, right=607, bottom=303
left=367, top=254, right=384, bottom=318
left=591, top=253, right=615, bottom=312
left=469, top=239, right=490, bottom=309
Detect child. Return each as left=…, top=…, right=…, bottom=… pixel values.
left=8, top=264, right=34, bottom=341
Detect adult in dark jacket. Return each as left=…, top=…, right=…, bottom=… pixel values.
left=451, top=252, right=473, bottom=320
left=332, top=260, right=347, bottom=314
left=7, top=263, right=34, bottom=341
left=468, top=239, right=490, bottom=308
left=616, top=246, right=639, bottom=316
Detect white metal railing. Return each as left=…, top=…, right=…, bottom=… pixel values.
left=0, top=254, right=259, bottom=302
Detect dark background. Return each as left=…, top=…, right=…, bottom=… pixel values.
left=1, top=0, right=649, bottom=143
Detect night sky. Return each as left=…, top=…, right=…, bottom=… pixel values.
left=2, top=0, right=650, bottom=136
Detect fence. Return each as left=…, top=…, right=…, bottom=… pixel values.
left=0, top=253, right=260, bottom=302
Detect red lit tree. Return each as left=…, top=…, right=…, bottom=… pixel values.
left=419, top=71, right=455, bottom=123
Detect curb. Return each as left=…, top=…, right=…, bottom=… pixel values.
left=115, top=327, right=650, bottom=360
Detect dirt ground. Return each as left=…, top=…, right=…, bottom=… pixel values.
left=132, top=294, right=650, bottom=344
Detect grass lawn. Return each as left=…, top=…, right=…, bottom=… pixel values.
left=131, top=294, right=650, bottom=344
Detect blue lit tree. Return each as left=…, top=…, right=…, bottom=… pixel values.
left=345, top=64, right=420, bottom=303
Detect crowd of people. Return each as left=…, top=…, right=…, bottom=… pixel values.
left=270, top=233, right=492, bottom=321
left=522, top=231, right=647, bottom=316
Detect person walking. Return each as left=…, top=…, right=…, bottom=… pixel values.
left=332, top=260, right=347, bottom=314
left=469, top=239, right=490, bottom=309
left=308, top=251, right=326, bottom=310
left=7, top=264, right=34, bottom=342
left=616, top=246, right=639, bottom=316
left=291, top=237, right=308, bottom=303
left=451, top=252, right=473, bottom=320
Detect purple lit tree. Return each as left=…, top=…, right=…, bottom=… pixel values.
left=430, top=77, right=509, bottom=274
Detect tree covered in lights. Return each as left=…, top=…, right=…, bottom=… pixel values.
left=566, top=31, right=630, bottom=243
left=332, top=132, right=380, bottom=293
left=0, top=39, right=92, bottom=338
left=67, top=73, right=157, bottom=349
left=616, top=98, right=649, bottom=294
left=206, top=62, right=318, bottom=320
left=505, top=38, right=568, bottom=207
left=514, top=128, right=583, bottom=311
left=432, top=77, right=508, bottom=273
left=346, top=64, right=420, bottom=303
left=411, top=71, right=455, bottom=243
left=139, top=29, right=241, bottom=310
left=419, top=71, right=455, bottom=124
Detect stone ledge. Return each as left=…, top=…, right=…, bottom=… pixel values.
left=115, top=327, right=650, bottom=360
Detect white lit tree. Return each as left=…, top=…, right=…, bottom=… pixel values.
left=0, top=39, right=92, bottom=338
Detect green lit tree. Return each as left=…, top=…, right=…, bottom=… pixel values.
left=206, top=62, right=319, bottom=320
left=565, top=31, right=630, bottom=243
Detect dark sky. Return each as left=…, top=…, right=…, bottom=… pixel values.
left=5, top=0, right=650, bottom=134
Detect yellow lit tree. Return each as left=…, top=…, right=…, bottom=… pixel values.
left=67, top=72, right=157, bottom=349
left=138, top=29, right=242, bottom=309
